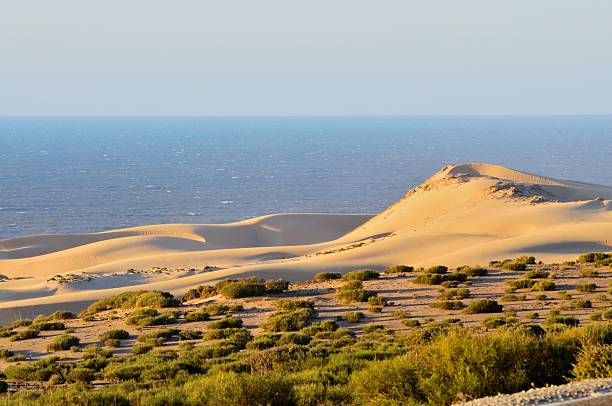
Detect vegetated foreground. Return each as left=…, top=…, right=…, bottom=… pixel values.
left=0, top=253, right=611, bottom=405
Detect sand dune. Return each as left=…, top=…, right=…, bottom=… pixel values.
left=1, top=163, right=610, bottom=320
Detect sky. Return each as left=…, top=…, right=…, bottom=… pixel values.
left=1, top=0, right=611, bottom=116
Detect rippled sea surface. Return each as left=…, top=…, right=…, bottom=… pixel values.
left=1, top=116, right=611, bottom=239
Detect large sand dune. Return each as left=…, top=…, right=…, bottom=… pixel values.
left=1, top=163, right=610, bottom=320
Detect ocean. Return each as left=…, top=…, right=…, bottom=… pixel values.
left=1, top=116, right=611, bottom=240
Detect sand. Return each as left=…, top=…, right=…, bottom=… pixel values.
left=1, top=163, right=610, bottom=320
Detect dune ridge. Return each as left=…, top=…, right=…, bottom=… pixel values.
left=1, top=163, right=610, bottom=319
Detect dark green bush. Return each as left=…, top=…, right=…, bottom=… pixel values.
left=125, top=308, right=177, bottom=327
left=342, top=312, right=364, bottom=323
left=207, top=317, right=244, bottom=330
left=341, top=269, right=380, bottom=281
left=461, top=266, right=488, bottom=277
left=274, top=299, right=315, bottom=311
left=430, top=301, right=465, bottom=310
left=262, top=308, right=316, bottom=332
left=264, top=279, right=289, bottom=293
left=531, top=281, right=555, bottom=291
left=336, top=281, right=377, bottom=303
left=81, top=290, right=180, bottom=316
left=507, top=279, right=536, bottom=290
left=426, top=265, right=448, bottom=274
left=98, top=329, right=130, bottom=341
left=314, top=272, right=342, bottom=281
left=464, top=299, right=503, bottom=314
left=217, top=277, right=267, bottom=299
left=185, top=310, right=211, bottom=322
left=384, top=265, right=414, bottom=274
left=576, top=283, right=597, bottom=293
left=47, top=335, right=80, bottom=351
left=545, top=315, right=580, bottom=327
left=182, top=285, right=217, bottom=302
left=525, top=270, right=549, bottom=279
left=10, top=329, right=39, bottom=341
left=413, top=274, right=444, bottom=285
left=438, top=288, right=470, bottom=300
left=503, top=262, right=527, bottom=272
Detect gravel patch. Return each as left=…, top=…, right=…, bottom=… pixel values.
left=457, top=378, right=612, bottom=405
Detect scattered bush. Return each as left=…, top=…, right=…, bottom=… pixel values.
left=503, top=262, right=527, bottom=272
left=185, top=310, right=211, bottom=322
left=31, top=321, right=65, bottom=331
left=81, top=291, right=180, bottom=316
left=342, top=312, right=364, bottom=323
left=464, top=299, right=503, bottom=314
left=426, top=265, right=448, bottom=274
left=182, top=285, right=217, bottom=302
left=430, top=301, right=465, bottom=310
left=125, top=308, right=177, bottom=327
left=569, top=299, right=592, bottom=309
left=264, top=279, right=290, bottom=293
left=47, top=335, right=80, bottom=351
left=262, top=308, right=315, bottom=332
left=525, top=270, right=549, bottom=279
left=572, top=342, right=612, bottom=379
left=336, top=281, right=377, bottom=303
left=577, top=252, right=611, bottom=264
left=314, top=272, right=342, bottom=281
left=545, top=315, right=580, bottom=327
left=98, top=329, right=130, bottom=341
left=384, top=265, right=414, bottom=274
left=342, top=269, right=380, bottom=281
left=576, top=283, right=597, bottom=293
left=10, top=329, right=39, bottom=341
left=438, top=288, right=470, bottom=300
left=532, top=281, right=555, bottom=291
left=579, top=269, right=599, bottom=278
left=460, top=266, right=488, bottom=277
left=207, top=317, right=244, bottom=330
left=500, top=294, right=526, bottom=302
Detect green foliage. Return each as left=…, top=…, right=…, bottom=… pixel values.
left=99, top=329, right=130, bottom=341
left=568, top=299, right=592, bottom=309
left=577, top=252, right=611, bottom=265
left=502, top=262, right=527, bottom=272
left=572, top=342, right=612, bottom=379
left=545, top=315, right=580, bottom=327
left=426, top=265, right=448, bottom=274
left=125, top=308, right=177, bottom=327
left=341, top=269, right=380, bottom=281
left=182, top=285, right=217, bottom=302
left=342, top=312, right=364, bottom=323
left=262, top=308, right=316, bottom=332
left=531, top=280, right=555, bottom=291
left=460, top=266, right=488, bottom=277
left=313, top=272, right=342, bottom=281
left=10, top=328, right=39, bottom=341
left=274, top=299, right=315, bottom=311
left=47, top=335, right=80, bottom=351
left=336, top=281, right=377, bottom=303
left=524, top=270, right=549, bottom=279
left=579, top=268, right=599, bottom=278
left=464, top=299, right=503, bottom=314
left=31, top=321, right=65, bottom=331
left=384, top=265, right=414, bottom=274
left=185, top=310, right=211, bottom=322
left=264, top=279, right=290, bottom=293
left=430, top=301, right=465, bottom=310
left=576, top=283, right=597, bottom=293
left=438, top=288, right=470, bottom=300
left=500, top=294, right=526, bottom=302
left=207, top=317, right=244, bottom=330
left=81, top=290, right=180, bottom=316
left=413, top=273, right=444, bottom=285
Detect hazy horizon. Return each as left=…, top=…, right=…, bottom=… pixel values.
left=2, top=1, right=612, bottom=116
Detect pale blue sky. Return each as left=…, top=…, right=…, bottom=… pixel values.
left=1, top=0, right=611, bottom=115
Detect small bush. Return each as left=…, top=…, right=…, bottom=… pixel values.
left=384, top=265, right=414, bottom=274
left=185, top=310, right=211, bottom=322
left=503, top=262, right=527, bottom=272
left=31, top=321, right=65, bottom=331
left=262, top=309, right=315, bottom=332
left=132, top=344, right=153, bottom=354
left=579, top=268, right=599, bottom=278
left=577, top=252, right=611, bottom=264
left=438, top=288, right=470, bottom=300
left=179, top=330, right=203, bottom=341
left=104, top=339, right=121, bottom=348
left=98, top=329, right=130, bottom=341
left=10, top=329, right=39, bottom=341
left=572, top=342, right=612, bottom=379
left=81, top=290, right=180, bottom=316
left=426, top=265, right=448, bottom=274
left=430, top=301, right=465, bottom=310
left=524, top=270, right=549, bottom=279
left=500, top=294, right=526, bottom=302
left=483, top=316, right=518, bottom=328
left=402, top=319, right=421, bottom=328
left=531, top=281, right=555, bottom=291
left=569, top=299, right=592, bottom=309
left=342, top=312, right=364, bottom=323
left=576, top=283, right=597, bottom=293
left=314, top=272, right=342, bottom=281
left=337, top=281, right=377, bottom=303
left=125, top=308, right=177, bottom=327
left=414, top=274, right=444, bottom=285
left=264, top=279, right=289, bottom=293
left=207, top=317, right=244, bottom=330
left=182, top=285, right=217, bottom=302
left=461, top=266, right=488, bottom=277
left=342, top=269, right=380, bottom=281
left=274, top=299, right=315, bottom=311
left=545, top=315, right=579, bottom=326
left=217, top=277, right=267, bottom=299
left=464, top=299, right=503, bottom=314
left=47, top=335, right=80, bottom=351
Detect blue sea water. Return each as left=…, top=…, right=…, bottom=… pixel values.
left=0, top=116, right=611, bottom=240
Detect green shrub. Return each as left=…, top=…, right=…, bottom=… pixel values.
left=132, top=344, right=153, bottom=355
left=264, top=279, right=290, bottom=293
left=483, top=316, right=518, bottom=328
left=532, top=281, right=555, bottom=291
left=81, top=290, right=180, bottom=316
left=336, top=281, right=377, bottom=303
left=182, top=285, right=217, bottom=302
left=430, top=301, right=465, bottom=310
left=185, top=310, right=211, bottom=322
left=384, top=265, right=414, bottom=274
left=104, top=338, right=121, bottom=348
left=314, top=272, right=342, bottom=281
left=503, top=262, right=527, bottom=272
left=443, top=273, right=468, bottom=282
left=47, top=335, right=80, bottom=351
left=577, top=252, right=611, bottom=264
left=67, top=367, right=96, bottom=383
left=525, top=270, right=549, bottom=279
left=464, top=299, right=503, bottom=314
left=402, top=319, right=421, bottom=328
left=413, top=274, right=444, bottom=285
left=10, top=329, right=39, bottom=341
left=576, top=283, right=597, bottom=293
left=572, top=342, right=612, bottom=379
left=98, top=329, right=129, bottom=341
left=274, top=299, right=315, bottom=311
left=569, top=299, right=592, bottom=309
left=500, top=294, right=526, bottom=302
left=178, top=330, right=203, bottom=341
left=125, top=308, right=177, bottom=327
left=262, top=309, right=315, bottom=332
left=438, top=288, right=470, bottom=300
left=342, top=269, right=380, bottom=281
left=342, top=312, right=364, bottom=323
left=426, top=265, right=448, bottom=274
left=217, top=277, right=267, bottom=299
left=545, top=315, right=580, bottom=327
left=460, top=266, right=488, bottom=277
left=363, top=324, right=385, bottom=333
left=579, top=269, right=599, bottom=278
left=31, top=321, right=65, bottom=331
left=207, top=317, right=244, bottom=330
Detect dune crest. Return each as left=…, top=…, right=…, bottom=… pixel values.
left=1, top=163, right=610, bottom=319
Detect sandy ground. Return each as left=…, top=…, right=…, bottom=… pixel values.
left=0, top=163, right=611, bottom=320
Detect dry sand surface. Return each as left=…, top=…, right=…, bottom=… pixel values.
left=1, top=163, right=611, bottom=320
